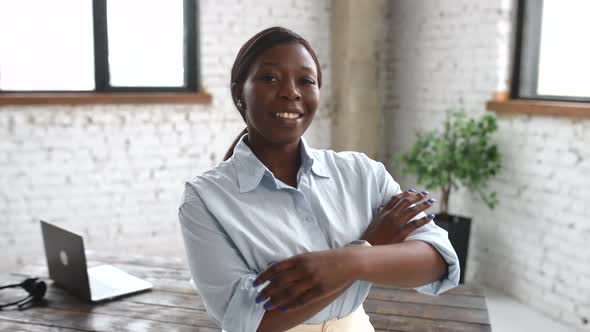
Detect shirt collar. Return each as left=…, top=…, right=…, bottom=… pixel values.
left=232, top=134, right=330, bottom=193
left=300, top=136, right=330, bottom=179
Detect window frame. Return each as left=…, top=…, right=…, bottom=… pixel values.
left=0, top=0, right=210, bottom=105
left=511, top=0, right=590, bottom=103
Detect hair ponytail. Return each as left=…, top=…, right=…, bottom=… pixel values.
left=223, top=127, right=248, bottom=161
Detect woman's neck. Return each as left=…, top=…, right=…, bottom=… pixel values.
left=245, top=134, right=301, bottom=188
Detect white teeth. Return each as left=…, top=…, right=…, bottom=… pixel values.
left=275, top=112, right=301, bottom=119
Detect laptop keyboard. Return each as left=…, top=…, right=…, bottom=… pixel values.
left=89, top=276, right=118, bottom=296
left=87, top=264, right=152, bottom=300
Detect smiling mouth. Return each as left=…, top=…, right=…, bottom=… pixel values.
left=274, top=112, right=303, bottom=119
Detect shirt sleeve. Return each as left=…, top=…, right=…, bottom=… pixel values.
left=370, top=157, right=460, bottom=296
left=178, top=190, right=267, bottom=332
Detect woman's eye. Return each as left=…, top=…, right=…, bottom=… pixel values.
left=302, top=78, right=316, bottom=85
left=262, top=75, right=278, bottom=82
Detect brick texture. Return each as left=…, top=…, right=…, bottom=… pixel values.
left=382, top=0, right=589, bottom=330
left=3, top=1, right=589, bottom=330
left=0, top=0, right=332, bottom=275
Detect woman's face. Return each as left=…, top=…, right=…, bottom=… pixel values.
left=241, top=42, right=320, bottom=146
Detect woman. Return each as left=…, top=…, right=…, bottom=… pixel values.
left=178, top=26, right=459, bottom=332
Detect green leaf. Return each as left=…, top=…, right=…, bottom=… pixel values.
left=391, top=110, right=502, bottom=212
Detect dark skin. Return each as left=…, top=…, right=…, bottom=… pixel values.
left=236, top=43, right=447, bottom=332
left=239, top=42, right=319, bottom=188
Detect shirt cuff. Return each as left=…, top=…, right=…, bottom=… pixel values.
left=406, top=229, right=460, bottom=296
left=221, top=274, right=268, bottom=332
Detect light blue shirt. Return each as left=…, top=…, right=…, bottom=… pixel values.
left=178, top=134, right=460, bottom=332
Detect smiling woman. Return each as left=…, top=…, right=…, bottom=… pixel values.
left=178, top=27, right=459, bottom=332
left=223, top=28, right=322, bottom=164
left=238, top=42, right=319, bottom=158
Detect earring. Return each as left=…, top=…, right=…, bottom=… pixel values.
left=237, top=99, right=245, bottom=110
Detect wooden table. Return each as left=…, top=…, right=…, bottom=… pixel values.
left=0, top=253, right=491, bottom=331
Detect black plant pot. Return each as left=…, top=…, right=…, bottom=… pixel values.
left=434, top=213, right=471, bottom=284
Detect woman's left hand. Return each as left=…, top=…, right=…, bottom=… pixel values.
left=253, top=247, right=358, bottom=312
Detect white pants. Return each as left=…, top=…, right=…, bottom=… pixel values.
left=285, top=304, right=375, bottom=332
left=190, top=278, right=375, bottom=332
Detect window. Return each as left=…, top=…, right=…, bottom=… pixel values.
left=512, top=0, right=590, bottom=102
left=0, top=0, right=198, bottom=94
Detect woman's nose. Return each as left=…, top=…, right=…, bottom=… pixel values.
left=279, top=79, right=301, bottom=101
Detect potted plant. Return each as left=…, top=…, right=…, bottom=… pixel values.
left=393, top=111, right=501, bottom=283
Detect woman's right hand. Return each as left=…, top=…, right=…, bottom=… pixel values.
left=361, top=189, right=436, bottom=246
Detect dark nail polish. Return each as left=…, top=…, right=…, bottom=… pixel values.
left=255, top=295, right=262, bottom=303
left=427, top=214, right=435, bottom=220
left=407, top=188, right=416, bottom=193
left=264, top=302, right=272, bottom=310
left=427, top=198, right=436, bottom=204
left=421, top=191, right=430, bottom=195
left=253, top=280, right=258, bottom=287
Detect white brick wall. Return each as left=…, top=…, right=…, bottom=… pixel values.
left=0, top=0, right=332, bottom=273
left=4, top=0, right=588, bottom=329
left=382, top=0, right=590, bottom=330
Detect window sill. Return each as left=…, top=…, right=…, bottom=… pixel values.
left=486, top=98, right=590, bottom=119
left=0, top=91, right=212, bottom=106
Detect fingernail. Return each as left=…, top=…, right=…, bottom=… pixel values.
left=421, top=191, right=430, bottom=195
left=427, top=198, right=436, bottom=204
left=280, top=306, right=288, bottom=312
left=407, top=188, right=416, bottom=193
left=264, top=302, right=272, bottom=310
left=255, top=295, right=262, bottom=303
left=253, top=280, right=258, bottom=287
left=427, top=214, right=435, bottom=220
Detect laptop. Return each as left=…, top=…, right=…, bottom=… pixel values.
left=40, top=220, right=153, bottom=302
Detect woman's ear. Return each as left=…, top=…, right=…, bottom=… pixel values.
left=231, top=82, right=245, bottom=110
left=231, top=82, right=242, bottom=98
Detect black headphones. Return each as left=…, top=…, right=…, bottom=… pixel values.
left=0, top=278, right=47, bottom=310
